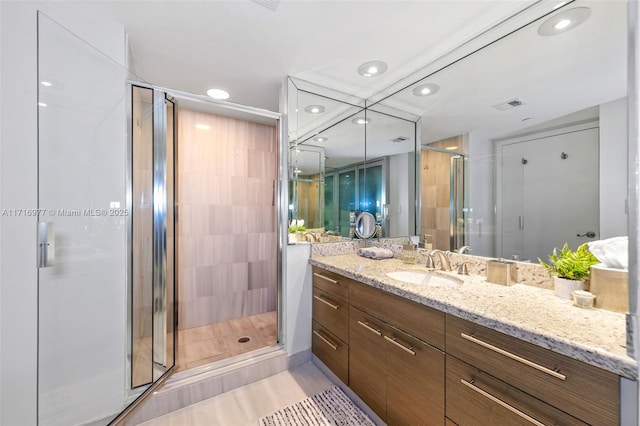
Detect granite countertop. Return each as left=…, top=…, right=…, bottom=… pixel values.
left=309, top=253, right=637, bottom=380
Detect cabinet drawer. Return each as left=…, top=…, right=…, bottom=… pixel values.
left=312, top=320, right=348, bottom=384
left=446, top=315, right=619, bottom=425
left=446, top=355, right=587, bottom=426
left=312, top=267, right=349, bottom=301
left=386, top=323, right=445, bottom=426
left=313, top=287, right=349, bottom=342
left=350, top=280, right=445, bottom=349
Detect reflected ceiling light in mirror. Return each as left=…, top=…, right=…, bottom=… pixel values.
left=412, top=83, right=440, bottom=97
left=537, top=7, right=591, bottom=36
left=357, top=60, right=388, bottom=77
left=313, top=136, right=328, bottom=143
left=195, top=124, right=211, bottom=130
left=304, top=105, right=325, bottom=114
left=38, top=102, right=47, bottom=107
left=445, top=146, right=458, bottom=150
left=41, top=81, right=52, bottom=87
left=351, top=117, right=371, bottom=125
left=294, top=167, right=301, bottom=174
left=206, top=88, right=230, bottom=99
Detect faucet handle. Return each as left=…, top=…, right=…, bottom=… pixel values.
left=457, top=261, right=470, bottom=275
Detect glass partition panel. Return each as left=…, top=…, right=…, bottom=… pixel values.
left=38, top=13, right=176, bottom=425
left=38, top=12, right=132, bottom=425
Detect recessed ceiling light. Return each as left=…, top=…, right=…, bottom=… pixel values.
left=537, top=7, right=591, bottom=36
left=357, top=60, right=388, bottom=77
left=412, top=83, right=440, bottom=97
left=304, top=105, right=325, bottom=114
left=351, top=117, right=371, bottom=125
left=38, top=102, right=47, bottom=107
left=41, top=81, right=52, bottom=87
left=206, top=88, right=230, bottom=100
left=195, top=124, right=211, bottom=130
left=445, top=146, right=458, bottom=151
left=313, top=136, right=328, bottom=143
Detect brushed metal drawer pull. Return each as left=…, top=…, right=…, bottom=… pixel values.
left=461, top=333, right=566, bottom=381
left=357, top=320, right=382, bottom=336
left=313, top=330, right=338, bottom=350
left=313, top=295, right=339, bottom=310
left=313, top=272, right=339, bottom=284
left=384, top=335, right=416, bottom=355
left=461, top=379, right=546, bottom=426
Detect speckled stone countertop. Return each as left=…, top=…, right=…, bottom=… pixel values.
left=309, top=253, right=637, bottom=380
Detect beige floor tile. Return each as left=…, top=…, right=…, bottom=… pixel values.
left=176, top=311, right=277, bottom=373
left=138, top=363, right=334, bottom=426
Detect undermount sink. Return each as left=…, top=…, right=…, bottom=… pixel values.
left=386, top=270, right=460, bottom=287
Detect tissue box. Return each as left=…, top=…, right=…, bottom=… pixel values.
left=487, top=260, right=517, bottom=286
left=589, top=265, right=628, bottom=313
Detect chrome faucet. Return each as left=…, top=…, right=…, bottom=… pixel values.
left=303, top=232, right=318, bottom=242
left=425, top=254, right=435, bottom=269
left=431, top=250, right=452, bottom=271
left=457, top=246, right=472, bottom=254
left=457, top=261, right=470, bottom=275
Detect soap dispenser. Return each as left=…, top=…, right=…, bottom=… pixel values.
left=402, top=238, right=418, bottom=264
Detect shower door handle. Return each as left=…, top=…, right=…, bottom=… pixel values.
left=38, top=222, right=55, bottom=268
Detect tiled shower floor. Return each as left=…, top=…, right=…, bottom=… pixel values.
left=177, top=311, right=277, bottom=371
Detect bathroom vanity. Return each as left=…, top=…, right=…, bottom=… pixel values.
left=309, top=254, right=634, bottom=425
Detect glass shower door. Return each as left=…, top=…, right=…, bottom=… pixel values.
left=37, top=13, right=176, bottom=425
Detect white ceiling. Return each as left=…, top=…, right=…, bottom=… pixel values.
left=82, top=0, right=536, bottom=112
left=288, top=0, right=628, bottom=173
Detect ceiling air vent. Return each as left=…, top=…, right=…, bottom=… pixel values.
left=390, top=136, right=411, bottom=143
left=492, top=97, right=527, bottom=111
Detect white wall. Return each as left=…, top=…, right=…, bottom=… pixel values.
left=388, top=152, right=414, bottom=237
left=600, top=97, right=628, bottom=238
left=284, top=244, right=312, bottom=355
left=1, top=3, right=128, bottom=425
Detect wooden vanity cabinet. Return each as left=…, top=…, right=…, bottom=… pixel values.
left=348, top=307, right=388, bottom=420
left=349, top=280, right=445, bottom=426
left=446, top=315, right=619, bottom=425
left=446, top=355, right=587, bottom=425
left=311, top=267, right=351, bottom=384
left=311, top=265, right=621, bottom=426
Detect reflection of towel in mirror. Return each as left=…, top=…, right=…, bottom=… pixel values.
left=357, top=247, right=394, bottom=260
left=588, top=236, right=628, bottom=270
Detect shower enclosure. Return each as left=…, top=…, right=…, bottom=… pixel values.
left=37, top=14, right=176, bottom=425
left=37, top=13, right=283, bottom=424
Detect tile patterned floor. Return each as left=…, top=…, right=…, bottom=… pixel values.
left=177, top=311, right=277, bottom=371
left=137, top=363, right=334, bottom=426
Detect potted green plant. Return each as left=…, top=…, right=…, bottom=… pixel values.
left=288, top=225, right=306, bottom=244
left=538, top=242, right=599, bottom=299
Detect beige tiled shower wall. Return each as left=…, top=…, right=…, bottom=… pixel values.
left=421, top=135, right=466, bottom=251
left=178, top=109, right=277, bottom=329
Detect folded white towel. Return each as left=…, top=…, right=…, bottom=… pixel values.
left=357, top=247, right=394, bottom=260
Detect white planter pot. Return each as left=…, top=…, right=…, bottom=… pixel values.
left=554, top=276, right=586, bottom=299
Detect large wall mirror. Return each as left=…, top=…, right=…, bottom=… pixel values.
left=288, top=78, right=419, bottom=240
left=288, top=0, right=628, bottom=260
